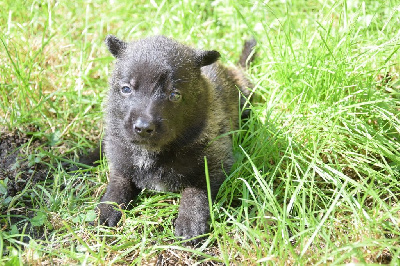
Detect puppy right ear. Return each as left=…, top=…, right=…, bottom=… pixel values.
left=195, top=50, right=221, bottom=67
left=105, top=35, right=127, bottom=58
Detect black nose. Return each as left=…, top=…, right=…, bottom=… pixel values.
left=134, top=118, right=155, bottom=137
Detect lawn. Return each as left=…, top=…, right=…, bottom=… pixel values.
left=0, top=0, right=399, bottom=264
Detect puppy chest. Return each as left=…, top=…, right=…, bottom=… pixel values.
left=133, top=167, right=187, bottom=192
left=130, top=149, right=205, bottom=192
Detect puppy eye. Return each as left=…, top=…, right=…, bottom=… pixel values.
left=121, top=86, right=132, bottom=94
left=169, top=91, right=181, bottom=102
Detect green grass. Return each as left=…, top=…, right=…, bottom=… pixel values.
left=1, top=0, right=399, bottom=264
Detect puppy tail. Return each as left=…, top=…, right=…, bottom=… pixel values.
left=238, top=38, right=257, bottom=69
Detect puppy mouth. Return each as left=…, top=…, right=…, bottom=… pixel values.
left=130, top=139, right=164, bottom=152
left=130, top=134, right=163, bottom=147
left=130, top=136, right=155, bottom=144
left=130, top=132, right=177, bottom=151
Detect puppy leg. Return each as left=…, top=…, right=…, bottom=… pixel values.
left=175, top=187, right=210, bottom=243
left=98, top=172, right=139, bottom=227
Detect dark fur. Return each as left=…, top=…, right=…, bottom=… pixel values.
left=98, top=35, right=255, bottom=243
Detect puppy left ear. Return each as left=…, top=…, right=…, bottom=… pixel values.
left=195, top=50, right=220, bottom=67
left=105, top=35, right=127, bottom=58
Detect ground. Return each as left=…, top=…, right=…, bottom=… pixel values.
left=0, top=127, right=49, bottom=243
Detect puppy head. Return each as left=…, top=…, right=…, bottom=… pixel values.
left=104, top=35, right=220, bottom=150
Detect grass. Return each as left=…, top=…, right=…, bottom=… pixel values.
left=1, top=0, right=399, bottom=264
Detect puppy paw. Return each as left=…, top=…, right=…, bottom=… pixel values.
left=97, top=203, right=122, bottom=227
left=174, top=214, right=208, bottom=244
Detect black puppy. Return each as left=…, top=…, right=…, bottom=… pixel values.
left=98, top=35, right=255, bottom=243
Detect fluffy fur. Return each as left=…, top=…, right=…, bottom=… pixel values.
left=98, top=35, right=255, bottom=243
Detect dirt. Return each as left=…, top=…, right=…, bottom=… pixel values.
left=153, top=247, right=223, bottom=265
left=0, top=127, right=48, bottom=196
left=0, top=126, right=50, bottom=242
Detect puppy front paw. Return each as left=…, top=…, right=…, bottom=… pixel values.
left=97, top=202, right=122, bottom=227
left=174, top=214, right=208, bottom=244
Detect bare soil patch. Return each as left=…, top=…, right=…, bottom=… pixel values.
left=0, top=127, right=50, bottom=241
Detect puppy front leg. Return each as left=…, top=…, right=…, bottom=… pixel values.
left=98, top=172, right=139, bottom=227
left=175, top=187, right=210, bottom=243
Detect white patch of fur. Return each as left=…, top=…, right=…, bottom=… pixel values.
left=152, top=181, right=167, bottom=192
left=132, top=147, right=156, bottom=169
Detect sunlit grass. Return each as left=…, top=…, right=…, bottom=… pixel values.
left=1, top=0, right=399, bottom=264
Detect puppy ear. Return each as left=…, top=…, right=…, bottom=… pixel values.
left=195, top=50, right=220, bottom=67
left=105, top=35, right=127, bottom=58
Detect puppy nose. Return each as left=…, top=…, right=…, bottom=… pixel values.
left=134, top=118, right=155, bottom=137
